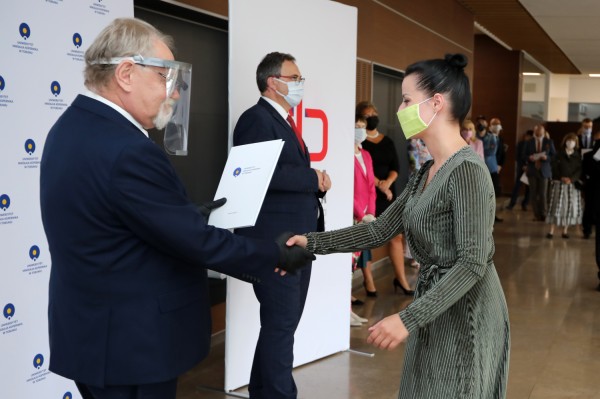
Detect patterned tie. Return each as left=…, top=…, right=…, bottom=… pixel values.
left=287, top=114, right=305, bottom=153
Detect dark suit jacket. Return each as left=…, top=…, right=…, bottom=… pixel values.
left=578, top=132, right=594, bottom=150
left=233, top=98, right=321, bottom=239
left=525, top=137, right=556, bottom=178
left=582, top=142, right=600, bottom=220
left=40, top=95, right=279, bottom=387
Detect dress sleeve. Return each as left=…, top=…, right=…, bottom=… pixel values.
left=399, top=160, right=495, bottom=333
left=305, top=167, right=419, bottom=254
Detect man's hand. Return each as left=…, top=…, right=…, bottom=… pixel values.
left=197, top=197, right=227, bottom=220
left=275, top=232, right=315, bottom=275
left=367, top=314, right=409, bottom=350
left=321, top=171, right=332, bottom=191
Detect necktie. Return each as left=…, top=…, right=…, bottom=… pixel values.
left=287, top=114, right=305, bottom=153
left=537, top=139, right=541, bottom=153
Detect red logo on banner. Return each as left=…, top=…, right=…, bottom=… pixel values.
left=289, top=101, right=328, bottom=162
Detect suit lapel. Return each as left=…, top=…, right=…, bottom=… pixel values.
left=258, top=98, right=309, bottom=161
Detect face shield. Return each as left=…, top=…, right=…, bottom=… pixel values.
left=90, top=55, right=192, bottom=156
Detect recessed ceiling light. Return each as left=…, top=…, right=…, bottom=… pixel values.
left=589, top=74, right=600, bottom=77
left=522, top=72, right=541, bottom=76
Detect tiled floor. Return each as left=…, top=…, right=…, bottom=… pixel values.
left=177, top=205, right=600, bottom=399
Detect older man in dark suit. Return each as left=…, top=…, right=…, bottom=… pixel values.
left=233, top=52, right=331, bottom=399
left=525, top=124, right=556, bottom=221
left=40, top=19, right=312, bottom=399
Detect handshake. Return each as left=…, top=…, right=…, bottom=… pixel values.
left=275, top=232, right=315, bottom=274
left=196, top=198, right=315, bottom=275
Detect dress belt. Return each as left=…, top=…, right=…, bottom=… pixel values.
left=415, top=264, right=449, bottom=298
left=415, top=264, right=450, bottom=345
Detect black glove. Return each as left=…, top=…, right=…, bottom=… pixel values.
left=197, top=197, right=227, bottom=220
left=275, top=232, right=316, bottom=275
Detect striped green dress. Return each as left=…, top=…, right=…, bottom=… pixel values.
left=306, top=147, right=510, bottom=398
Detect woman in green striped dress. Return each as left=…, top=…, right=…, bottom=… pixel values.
left=287, top=54, right=509, bottom=398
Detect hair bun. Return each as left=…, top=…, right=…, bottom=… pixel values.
left=445, top=53, right=468, bottom=69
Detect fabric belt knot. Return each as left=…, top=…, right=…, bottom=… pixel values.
left=415, top=264, right=449, bottom=298
left=416, top=264, right=449, bottom=346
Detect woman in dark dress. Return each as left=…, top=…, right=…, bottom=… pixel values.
left=356, top=101, right=414, bottom=295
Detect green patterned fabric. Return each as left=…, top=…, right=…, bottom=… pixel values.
left=306, top=147, right=510, bottom=398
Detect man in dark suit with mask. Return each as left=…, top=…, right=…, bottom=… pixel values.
left=525, top=124, right=556, bottom=222
left=40, top=20, right=312, bottom=399
left=233, top=52, right=330, bottom=399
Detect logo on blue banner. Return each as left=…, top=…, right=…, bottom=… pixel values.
left=24, top=139, right=36, bottom=155
left=3, top=304, right=15, bottom=320
left=19, top=23, right=31, bottom=40
left=0, top=194, right=10, bottom=211
left=64, top=393, right=73, bottom=399
left=0, top=75, right=5, bottom=92
left=233, top=167, right=242, bottom=177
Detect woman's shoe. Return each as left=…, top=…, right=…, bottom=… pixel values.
left=546, top=233, right=553, bottom=239
left=351, top=298, right=364, bottom=306
left=363, top=282, right=378, bottom=297
left=562, top=233, right=570, bottom=239
left=393, top=278, right=415, bottom=296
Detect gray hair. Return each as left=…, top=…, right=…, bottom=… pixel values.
left=84, top=18, right=174, bottom=90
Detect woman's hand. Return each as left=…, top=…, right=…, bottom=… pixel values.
left=367, top=314, right=409, bottom=350
left=378, top=179, right=392, bottom=191
left=285, top=235, right=308, bottom=248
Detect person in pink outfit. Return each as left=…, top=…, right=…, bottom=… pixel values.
left=352, top=117, right=378, bottom=303
left=461, top=119, right=484, bottom=160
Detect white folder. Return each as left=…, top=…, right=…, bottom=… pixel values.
left=208, top=139, right=284, bottom=229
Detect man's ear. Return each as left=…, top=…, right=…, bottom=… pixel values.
left=114, top=61, right=135, bottom=93
left=266, top=75, right=279, bottom=92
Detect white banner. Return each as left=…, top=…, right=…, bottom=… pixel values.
left=226, top=0, right=357, bottom=391
left=0, top=2, right=132, bottom=398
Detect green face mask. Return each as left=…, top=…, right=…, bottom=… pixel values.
left=396, top=97, right=437, bottom=139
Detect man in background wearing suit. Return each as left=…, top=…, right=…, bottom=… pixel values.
left=525, top=124, right=556, bottom=222
left=233, top=52, right=331, bottom=399
left=40, top=19, right=312, bottom=399
left=577, top=118, right=594, bottom=151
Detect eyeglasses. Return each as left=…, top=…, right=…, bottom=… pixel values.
left=138, top=64, right=188, bottom=96
left=275, top=75, right=305, bottom=84
left=90, top=55, right=191, bottom=96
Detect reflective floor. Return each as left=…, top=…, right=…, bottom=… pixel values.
left=177, top=205, right=600, bottom=399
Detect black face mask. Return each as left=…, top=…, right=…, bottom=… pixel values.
left=476, top=123, right=484, bottom=132
left=366, top=116, right=379, bottom=131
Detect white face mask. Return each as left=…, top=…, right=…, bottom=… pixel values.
left=275, top=78, right=304, bottom=108
left=490, top=124, right=502, bottom=134
left=565, top=140, right=576, bottom=150
left=355, top=128, right=367, bottom=145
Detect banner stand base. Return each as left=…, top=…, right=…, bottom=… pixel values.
left=196, top=385, right=249, bottom=398
left=346, top=348, right=374, bottom=357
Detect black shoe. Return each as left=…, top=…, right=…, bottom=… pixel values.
left=521, top=205, right=528, bottom=211
left=363, top=282, right=378, bottom=297
left=583, top=233, right=591, bottom=239
left=546, top=233, right=553, bottom=239
left=562, top=233, right=570, bottom=239
left=505, top=204, right=514, bottom=210
left=495, top=216, right=503, bottom=223
left=393, top=278, right=415, bottom=296
left=351, top=298, right=364, bottom=306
